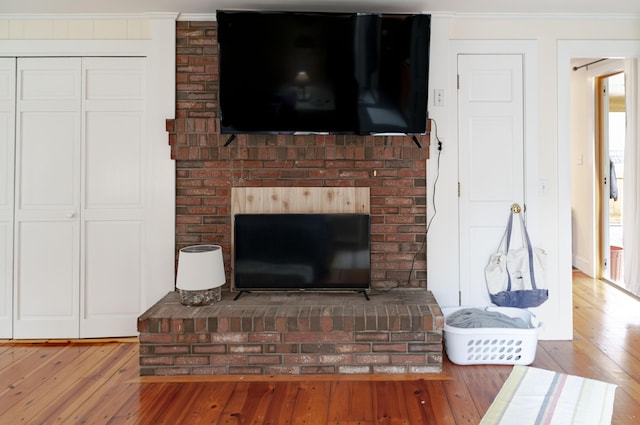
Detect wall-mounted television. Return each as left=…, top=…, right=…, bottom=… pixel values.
left=217, top=10, right=430, bottom=136
left=233, top=213, right=370, bottom=293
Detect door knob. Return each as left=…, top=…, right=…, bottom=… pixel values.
left=66, top=211, right=76, bottom=218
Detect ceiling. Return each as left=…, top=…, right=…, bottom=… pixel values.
left=2, top=0, right=640, bottom=15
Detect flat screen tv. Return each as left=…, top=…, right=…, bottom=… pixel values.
left=217, top=11, right=430, bottom=135
left=233, top=213, right=370, bottom=292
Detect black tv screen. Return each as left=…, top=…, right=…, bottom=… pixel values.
left=217, top=11, right=430, bottom=135
left=233, top=214, right=370, bottom=291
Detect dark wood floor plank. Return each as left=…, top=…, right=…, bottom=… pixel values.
left=328, top=380, right=374, bottom=425
left=398, top=380, right=434, bottom=425
left=371, top=380, right=411, bottom=425
left=290, top=381, right=332, bottom=425
left=147, top=382, right=209, bottom=425
left=529, top=338, right=565, bottom=372
left=455, top=364, right=509, bottom=415
left=420, top=380, right=458, bottom=425
left=181, top=382, right=237, bottom=425
left=263, top=381, right=300, bottom=425
left=218, top=381, right=276, bottom=425
left=438, top=359, right=484, bottom=425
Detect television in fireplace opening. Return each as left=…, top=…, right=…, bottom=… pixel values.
left=233, top=213, right=371, bottom=292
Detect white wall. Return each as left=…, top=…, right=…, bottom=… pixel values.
left=427, top=13, right=640, bottom=340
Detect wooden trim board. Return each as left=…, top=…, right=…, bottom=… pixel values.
left=231, top=187, right=370, bottom=215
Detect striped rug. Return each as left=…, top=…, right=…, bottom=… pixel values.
left=480, top=365, right=617, bottom=425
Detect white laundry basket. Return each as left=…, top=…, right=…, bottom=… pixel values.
left=442, top=306, right=542, bottom=365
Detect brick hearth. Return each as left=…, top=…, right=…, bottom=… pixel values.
left=138, top=289, right=444, bottom=376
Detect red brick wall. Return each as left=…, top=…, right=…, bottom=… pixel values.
left=169, top=21, right=429, bottom=290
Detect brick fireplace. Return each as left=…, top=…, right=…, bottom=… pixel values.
left=138, top=289, right=444, bottom=376
left=137, top=21, right=440, bottom=377
left=170, top=21, right=430, bottom=290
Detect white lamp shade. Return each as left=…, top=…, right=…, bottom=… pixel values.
left=176, top=245, right=226, bottom=291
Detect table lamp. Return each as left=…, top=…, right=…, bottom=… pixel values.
left=176, top=244, right=226, bottom=306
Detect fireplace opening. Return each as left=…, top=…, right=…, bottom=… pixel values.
left=232, top=213, right=371, bottom=296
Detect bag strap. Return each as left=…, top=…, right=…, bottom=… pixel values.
left=501, top=210, right=538, bottom=291
left=517, top=213, right=538, bottom=290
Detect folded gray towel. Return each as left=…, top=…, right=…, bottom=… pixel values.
left=446, top=308, right=530, bottom=329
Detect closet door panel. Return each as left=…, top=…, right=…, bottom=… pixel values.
left=18, top=113, right=78, bottom=209
left=15, top=221, right=77, bottom=319
left=84, top=112, right=143, bottom=208
left=80, top=57, right=145, bottom=338
left=13, top=58, right=81, bottom=339
left=83, top=221, right=142, bottom=336
left=0, top=58, right=15, bottom=338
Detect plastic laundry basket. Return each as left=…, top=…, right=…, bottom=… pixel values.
left=442, top=306, right=542, bottom=365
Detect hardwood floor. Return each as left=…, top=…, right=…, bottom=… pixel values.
left=1, top=271, right=640, bottom=424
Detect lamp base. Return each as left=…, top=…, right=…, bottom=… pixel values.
left=178, top=287, right=222, bottom=306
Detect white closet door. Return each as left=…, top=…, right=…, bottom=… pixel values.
left=14, top=58, right=82, bottom=338
left=457, top=54, right=525, bottom=306
left=80, top=58, right=146, bottom=337
left=0, top=58, right=16, bottom=338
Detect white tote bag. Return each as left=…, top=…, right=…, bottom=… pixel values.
left=485, top=209, right=548, bottom=308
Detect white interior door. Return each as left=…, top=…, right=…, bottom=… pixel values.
left=14, top=58, right=82, bottom=338
left=0, top=58, right=16, bottom=338
left=80, top=58, right=146, bottom=337
left=458, top=54, right=525, bottom=306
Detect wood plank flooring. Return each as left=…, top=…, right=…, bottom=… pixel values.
left=1, top=271, right=640, bottom=424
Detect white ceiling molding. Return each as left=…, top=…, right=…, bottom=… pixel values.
left=2, top=0, right=640, bottom=15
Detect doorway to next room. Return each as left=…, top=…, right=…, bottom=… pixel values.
left=571, top=58, right=633, bottom=294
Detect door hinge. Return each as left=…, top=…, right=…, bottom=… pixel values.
left=457, top=74, right=460, bottom=90
left=458, top=291, right=462, bottom=305
left=458, top=182, right=461, bottom=197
